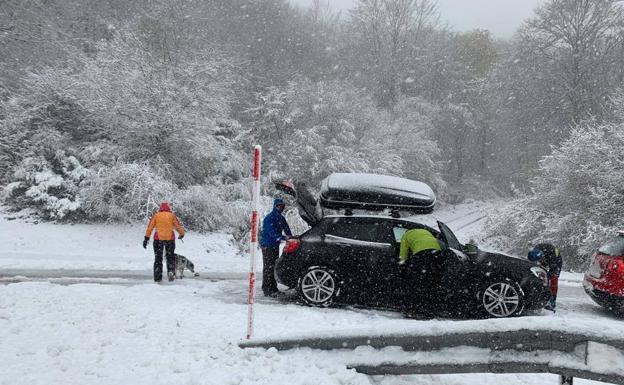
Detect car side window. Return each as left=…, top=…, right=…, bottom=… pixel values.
left=392, top=227, right=408, bottom=243
left=327, top=220, right=388, bottom=243
left=392, top=224, right=442, bottom=244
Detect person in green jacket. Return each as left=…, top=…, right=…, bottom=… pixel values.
left=399, top=228, right=442, bottom=264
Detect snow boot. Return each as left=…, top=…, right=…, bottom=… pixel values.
left=168, top=271, right=175, bottom=282
left=544, top=297, right=556, bottom=312
left=154, top=269, right=162, bottom=282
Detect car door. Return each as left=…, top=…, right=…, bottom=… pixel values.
left=435, top=221, right=472, bottom=292
left=392, top=224, right=446, bottom=297
left=323, top=218, right=394, bottom=301
left=366, top=221, right=407, bottom=305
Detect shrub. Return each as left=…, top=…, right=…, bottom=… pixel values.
left=5, top=151, right=89, bottom=219
left=80, top=162, right=175, bottom=221
left=174, top=183, right=251, bottom=238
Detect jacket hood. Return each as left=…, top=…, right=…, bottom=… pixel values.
left=159, top=202, right=171, bottom=212
left=273, top=198, right=285, bottom=208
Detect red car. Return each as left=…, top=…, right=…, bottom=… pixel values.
left=584, top=231, right=624, bottom=315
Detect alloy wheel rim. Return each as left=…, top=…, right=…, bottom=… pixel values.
left=482, top=282, right=519, bottom=317
left=301, top=269, right=335, bottom=303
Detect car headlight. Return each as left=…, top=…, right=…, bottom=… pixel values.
left=531, top=266, right=549, bottom=286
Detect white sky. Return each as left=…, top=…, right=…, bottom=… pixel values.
left=291, top=0, right=546, bottom=38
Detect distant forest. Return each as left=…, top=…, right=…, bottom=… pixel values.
left=2, top=0, right=624, bottom=266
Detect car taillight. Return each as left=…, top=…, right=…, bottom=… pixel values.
left=283, top=239, right=301, bottom=254
left=606, top=257, right=624, bottom=275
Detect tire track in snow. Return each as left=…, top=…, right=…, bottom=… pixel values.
left=454, top=215, right=487, bottom=231
left=443, top=210, right=482, bottom=225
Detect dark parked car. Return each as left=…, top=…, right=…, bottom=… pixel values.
left=273, top=173, right=550, bottom=318
left=275, top=215, right=551, bottom=318
left=584, top=231, right=624, bottom=316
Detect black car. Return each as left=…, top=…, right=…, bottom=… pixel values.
left=274, top=173, right=550, bottom=318
left=275, top=215, right=551, bottom=318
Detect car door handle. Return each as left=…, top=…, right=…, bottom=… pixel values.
left=336, top=242, right=351, bottom=247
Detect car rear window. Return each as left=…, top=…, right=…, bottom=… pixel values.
left=598, top=235, right=624, bottom=256
left=326, top=220, right=389, bottom=243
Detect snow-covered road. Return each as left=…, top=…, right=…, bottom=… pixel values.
left=1, top=203, right=621, bottom=385
left=0, top=274, right=615, bottom=385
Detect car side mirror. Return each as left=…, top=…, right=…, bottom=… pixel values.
left=464, top=243, right=479, bottom=256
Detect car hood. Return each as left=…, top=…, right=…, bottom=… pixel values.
left=472, top=249, right=534, bottom=270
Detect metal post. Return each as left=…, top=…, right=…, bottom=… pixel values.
left=246, top=145, right=262, bottom=340
left=559, top=375, right=573, bottom=385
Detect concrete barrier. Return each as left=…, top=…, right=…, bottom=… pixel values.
left=239, top=329, right=624, bottom=384
left=239, top=328, right=624, bottom=352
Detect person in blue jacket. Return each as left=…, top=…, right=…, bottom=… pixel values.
left=260, top=198, right=292, bottom=296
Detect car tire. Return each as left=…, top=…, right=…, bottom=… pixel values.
left=476, top=278, right=525, bottom=318
left=297, top=266, right=340, bottom=307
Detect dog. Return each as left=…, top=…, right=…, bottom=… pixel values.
left=173, top=254, right=199, bottom=278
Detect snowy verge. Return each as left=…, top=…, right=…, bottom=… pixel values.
left=0, top=214, right=246, bottom=272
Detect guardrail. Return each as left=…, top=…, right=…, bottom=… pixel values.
left=239, top=328, right=624, bottom=384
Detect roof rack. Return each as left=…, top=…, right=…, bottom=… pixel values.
left=341, top=208, right=402, bottom=218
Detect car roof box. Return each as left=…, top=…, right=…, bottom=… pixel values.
left=320, top=173, right=435, bottom=214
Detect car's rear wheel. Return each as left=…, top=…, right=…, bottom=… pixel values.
left=297, top=266, right=340, bottom=307
left=477, top=278, right=525, bottom=318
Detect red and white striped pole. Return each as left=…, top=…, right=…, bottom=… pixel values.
left=247, top=145, right=262, bottom=340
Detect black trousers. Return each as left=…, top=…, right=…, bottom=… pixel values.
left=262, top=247, right=279, bottom=295
left=153, top=240, right=175, bottom=281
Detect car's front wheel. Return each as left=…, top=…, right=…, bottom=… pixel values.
left=477, top=278, right=525, bottom=318
left=297, top=266, right=340, bottom=307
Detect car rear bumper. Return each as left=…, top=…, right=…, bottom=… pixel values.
left=584, top=279, right=624, bottom=314
left=275, top=255, right=300, bottom=288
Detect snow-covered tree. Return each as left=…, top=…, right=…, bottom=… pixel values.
left=248, top=79, right=412, bottom=185
left=486, top=101, right=624, bottom=268
left=1, top=29, right=249, bottom=227
left=347, top=0, right=440, bottom=107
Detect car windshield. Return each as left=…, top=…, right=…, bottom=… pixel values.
left=437, top=221, right=462, bottom=250
left=598, top=235, right=624, bottom=256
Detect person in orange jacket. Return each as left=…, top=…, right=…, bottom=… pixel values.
left=143, top=202, right=185, bottom=282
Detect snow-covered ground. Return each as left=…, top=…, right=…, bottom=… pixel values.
left=0, top=215, right=245, bottom=272
left=0, top=203, right=619, bottom=385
